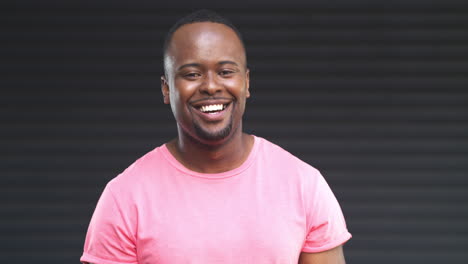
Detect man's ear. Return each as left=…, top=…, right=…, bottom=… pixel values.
left=245, top=69, right=250, bottom=98
left=161, top=75, right=170, bottom=104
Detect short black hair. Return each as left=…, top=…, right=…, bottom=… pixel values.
left=163, top=9, right=246, bottom=72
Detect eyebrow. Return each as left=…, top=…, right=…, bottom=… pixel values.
left=177, top=63, right=201, bottom=71
left=177, top=61, right=239, bottom=71
left=218, top=60, right=239, bottom=67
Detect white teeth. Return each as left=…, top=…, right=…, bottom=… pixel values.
left=200, top=104, right=224, bottom=113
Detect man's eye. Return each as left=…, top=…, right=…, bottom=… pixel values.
left=219, top=70, right=235, bottom=76
left=185, top=73, right=201, bottom=78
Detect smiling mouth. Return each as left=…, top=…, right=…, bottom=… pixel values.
left=197, top=103, right=229, bottom=114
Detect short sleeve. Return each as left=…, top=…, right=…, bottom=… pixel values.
left=301, top=171, right=352, bottom=253
left=81, top=183, right=138, bottom=264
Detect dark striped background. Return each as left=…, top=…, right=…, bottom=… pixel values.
left=2, top=1, right=468, bottom=263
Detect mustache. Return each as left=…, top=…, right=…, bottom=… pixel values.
left=189, top=97, right=234, bottom=104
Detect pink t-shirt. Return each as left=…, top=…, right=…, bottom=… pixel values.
left=81, top=136, right=351, bottom=264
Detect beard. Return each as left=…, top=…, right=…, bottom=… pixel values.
left=193, top=117, right=233, bottom=141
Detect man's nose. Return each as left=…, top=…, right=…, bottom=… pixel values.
left=200, top=72, right=221, bottom=95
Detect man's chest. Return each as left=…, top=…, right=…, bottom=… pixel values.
left=134, top=178, right=308, bottom=263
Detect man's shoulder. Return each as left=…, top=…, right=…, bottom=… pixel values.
left=254, top=136, right=324, bottom=190
left=256, top=136, right=320, bottom=174
left=106, top=144, right=167, bottom=189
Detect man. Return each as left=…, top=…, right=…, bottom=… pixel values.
left=81, top=10, right=351, bottom=264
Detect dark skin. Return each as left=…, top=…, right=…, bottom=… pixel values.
left=88, top=22, right=346, bottom=264
left=161, top=22, right=253, bottom=173
left=299, top=246, right=346, bottom=264
left=161, top=22, right=346, bottom=264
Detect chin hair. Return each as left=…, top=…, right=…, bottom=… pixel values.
left=194, top=121, right=233, bottom=141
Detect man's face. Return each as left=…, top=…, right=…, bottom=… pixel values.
left=162, top=22, right=250, bottom=144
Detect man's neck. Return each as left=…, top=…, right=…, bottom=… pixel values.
left=167, top=131, right=254, bottom=174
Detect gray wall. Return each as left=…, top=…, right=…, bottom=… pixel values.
left=2, top=1, right=468, bottom=263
